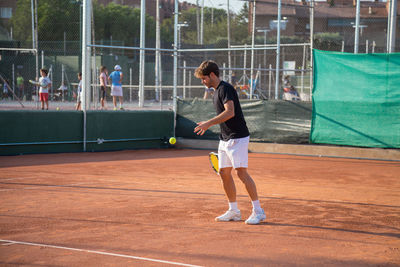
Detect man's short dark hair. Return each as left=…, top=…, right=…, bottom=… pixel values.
left=194, top=60, right=219, bottom=78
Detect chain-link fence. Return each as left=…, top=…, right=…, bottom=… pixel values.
left=0, top=0, right=394, bottom=110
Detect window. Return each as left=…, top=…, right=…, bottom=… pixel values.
left=270, top=20, right=287, bottom=30
left=328, top=19, right=353, bottom=27
left=0, top=7, right=12, bottom=19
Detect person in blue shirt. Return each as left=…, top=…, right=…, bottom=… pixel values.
left=108, top=65, right=124, bottom=110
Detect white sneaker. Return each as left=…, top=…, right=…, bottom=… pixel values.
left=215, top=210, right=241, bottom=222
left=245, top=209, right=266, bottom=225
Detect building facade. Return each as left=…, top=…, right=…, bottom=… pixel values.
left=250, top=0, right=398, bottom=49
left=96, top=0, right=195, bottom=21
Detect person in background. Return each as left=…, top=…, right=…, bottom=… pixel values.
left=39, top=68, right=51, bottom=110
left=75, top=72, right=82, bottom=110
left=16, top=73, right=24, bottom=99
left=2, top=80, right=10, bottom=100
left=99, top=66, right=108, bottom=110
left=108, top=65, right=124, bottom=110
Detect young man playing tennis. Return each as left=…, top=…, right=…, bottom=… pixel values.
left=194, top=60, right=266, bottom=225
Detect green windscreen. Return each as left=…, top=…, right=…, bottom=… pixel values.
left=311, top=50, right=400, bottom=148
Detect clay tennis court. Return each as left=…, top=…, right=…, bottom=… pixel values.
left=0, top=149, right=399, bottom=266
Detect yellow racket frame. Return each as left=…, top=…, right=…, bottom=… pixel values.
left=209, top=152, right=219, bottom=174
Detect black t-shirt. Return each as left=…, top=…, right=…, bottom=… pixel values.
left=213, top=81, right=250, bottom=141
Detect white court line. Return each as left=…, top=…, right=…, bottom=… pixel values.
left=0, top=239, right=203, bottom=267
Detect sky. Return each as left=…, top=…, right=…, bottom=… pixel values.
left=180, top=0, right=247, bottom=14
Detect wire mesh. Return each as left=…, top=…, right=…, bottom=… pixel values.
left=0, top=0, right=393, bottom=110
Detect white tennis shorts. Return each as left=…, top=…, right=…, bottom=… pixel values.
left=111, top=85, right=123, bottom=97
left=218, top=136, right=249, bottom=170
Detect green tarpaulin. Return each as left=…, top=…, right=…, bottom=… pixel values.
left=176, top=99, right=312, bottom=144
left=311, top=50, right=400, bottom=148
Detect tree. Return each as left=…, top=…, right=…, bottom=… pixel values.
left=160, top=18, right=174, bottom=44
left=11, top=0, right=156, bottom=47
left=231, top=3, right=250, bottom=44
left=10, top=1, right=250, bottom=49
left=314, top=32, right=342, bottom=51
left=93, top=2, right=155, bottom=47
left=10, top=0, right=35, bottom=43
left=39, top=0, right=81, bottom=41
left=11, top=0, right=81, bottom=43
left=236, top=2, right=249, bottom=25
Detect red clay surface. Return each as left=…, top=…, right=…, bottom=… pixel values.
left=0, top=149, right=399, bottom=266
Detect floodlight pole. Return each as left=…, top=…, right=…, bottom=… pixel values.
left=31, top=0, right=35, bottom=54
left=33, top=0, right=39, bottom=108
left=34, top=0, right=38, bottom=71
left=82, top=0, right=92, bottom=112
left=387, top=0, right=392, bottom=52
left=196, top=0, right=200, bottom=44
left=310, top=0, right=314, bottom=96
left=31, top=0, right=37, bottom=77
left=275, top=0, right=282, bottom=99
left=257, top=28, right=270, bottom=90
left=82, top=0, right=92, bottom=151
left=227, top=0, right=232, bottom=83
left=173, top=0, right=178, bottom=114
left=139, top=0, right=146, bottom=107
left=31, top=0, right=38, bottom=109
left=200, top=0, right=204, bottom=45
left=388, top=0, right=398, bottom=53
left=250, top=0, right=256, bottom=99
left=354, top=0, right=361, bottom=53
left=155, top=0, right=160, bottom=102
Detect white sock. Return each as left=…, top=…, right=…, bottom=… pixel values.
left=252, top=200, right=262, bottom=213
left=228, top=202, right=238, bottom=211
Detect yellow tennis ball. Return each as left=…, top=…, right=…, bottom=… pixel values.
left=169, top=137, right=176, bottom=145
left=56, top=107, right=60, bottom=110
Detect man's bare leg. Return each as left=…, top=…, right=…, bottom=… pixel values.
left=215, top=167, right=241, bottom=222
left=219, top=167, right=236, bottom=202
left=236, top=168, right=258, bottom=201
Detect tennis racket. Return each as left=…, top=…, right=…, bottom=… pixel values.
left=29, top=79, right=40, bottom=86
left=209, top=152, right=219, bottom=174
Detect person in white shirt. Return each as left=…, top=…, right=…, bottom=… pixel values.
left=39, top=68, right=51, bottom=110
left=75, top=73, right=82, bottom=110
